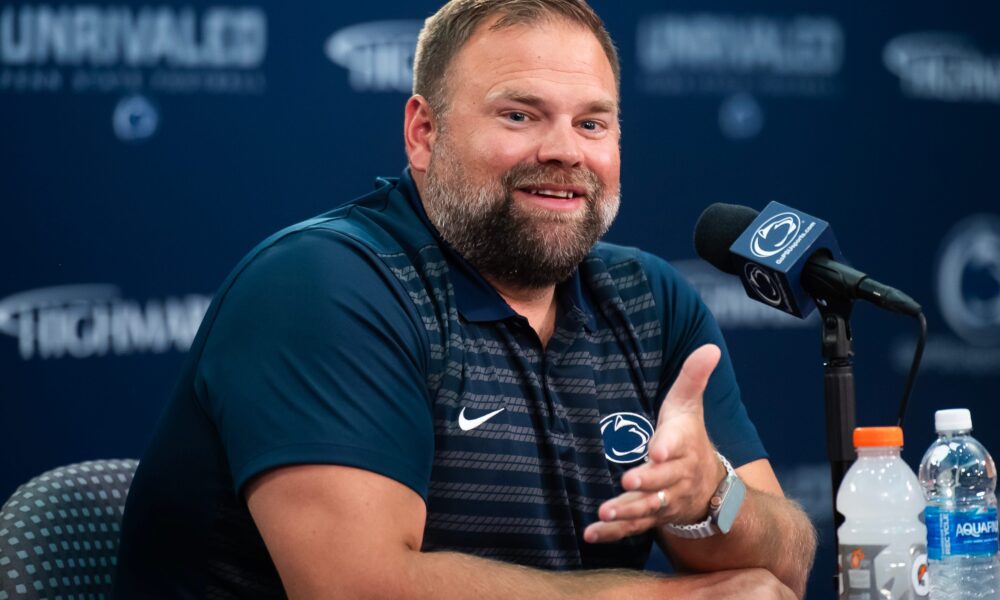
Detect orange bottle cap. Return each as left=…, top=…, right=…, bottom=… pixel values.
left=853, top=426, right=904, bottom=448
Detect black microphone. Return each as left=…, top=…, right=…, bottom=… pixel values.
left=694, top=203, right=922, bottom=317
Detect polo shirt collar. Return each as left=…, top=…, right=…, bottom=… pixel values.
left=396, top=168, right=598, bottom=332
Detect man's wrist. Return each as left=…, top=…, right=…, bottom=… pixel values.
left=678, top=452, right=729, bottom=524
left=661, top=452, right=743, bottom=538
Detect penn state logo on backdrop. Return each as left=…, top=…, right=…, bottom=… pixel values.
left=600, top=413, right=655, bottom=464
left=751, top=212, right=802, bottom=258
left=889, top=213, right=1000, bottom=375
left=718, top=92, right=764, bottom=140
left=113, top=95, right=159, bottom=142
left=937, top=214, right=1000, bottom=346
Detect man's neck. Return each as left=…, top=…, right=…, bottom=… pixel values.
left=486, top=277, right=558, bottom=348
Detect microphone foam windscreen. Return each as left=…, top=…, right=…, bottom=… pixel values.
left=693, top=203, right=760, bottom=275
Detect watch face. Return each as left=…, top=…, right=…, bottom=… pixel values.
left=714, top=475, right=747, bottom=534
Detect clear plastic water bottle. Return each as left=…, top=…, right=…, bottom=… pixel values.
left=919, top=408, right=1000, bottom=600
left=838, top=426, right=929, bottom=600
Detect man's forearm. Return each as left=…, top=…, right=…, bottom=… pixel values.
left=401, top=550, right=671, bottom=600
left=658, top=489, right=817, bottom=598
left=395, top=551, right=792, bottom=600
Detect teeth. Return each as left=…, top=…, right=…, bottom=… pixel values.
left=528, top=189, right=575, bottom=199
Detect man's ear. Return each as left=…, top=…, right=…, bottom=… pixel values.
left=404, top=95, right=436, bottom=174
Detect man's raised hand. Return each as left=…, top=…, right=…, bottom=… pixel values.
left=584, top=344, right=727, bottom=543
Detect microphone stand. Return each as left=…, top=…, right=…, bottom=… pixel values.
left=817, top=295, right=856, bottom=593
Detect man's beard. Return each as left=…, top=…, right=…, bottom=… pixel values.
left=422, top=140, right=620, bottom=290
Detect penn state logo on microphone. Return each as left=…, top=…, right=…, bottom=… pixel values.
left=751, top=212, right=802, bottom=258
left=600, top=412, right=655, bottom=464
left=744, top=263, right=789, bottom=309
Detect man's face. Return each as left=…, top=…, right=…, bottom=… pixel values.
left=421, top=16, right=621, bottom=289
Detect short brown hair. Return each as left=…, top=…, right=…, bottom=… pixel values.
left=413, top=0, right=620, bottom=115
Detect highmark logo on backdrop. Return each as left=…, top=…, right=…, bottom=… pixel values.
left=884, top=32, right=1000, bottom=103
left=324, top=20, right=422, bottom=93
left=0, top=5, right=268, bottom=141
left=635, top=14, right=843, bottom=140
left=0, top=285, right=211, bottom=360
left=891, top=215, right=1000, bottom=375
left=672, top=259, right=814, bottom=329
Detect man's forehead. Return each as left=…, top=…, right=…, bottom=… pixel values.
left=449, top=16, right=618, bottom=104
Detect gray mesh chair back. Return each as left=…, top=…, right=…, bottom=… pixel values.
left=0, top=459, right=139, bottom=599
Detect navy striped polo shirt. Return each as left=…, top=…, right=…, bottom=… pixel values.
left=115, top=169, right=766, bottom=597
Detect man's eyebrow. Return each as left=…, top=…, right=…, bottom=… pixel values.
left=487, top=89, right=618, bottom=114
left=583, top=98, right=618, bottom=114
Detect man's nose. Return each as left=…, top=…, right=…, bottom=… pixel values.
left=536, top=120, right=584, bottom=168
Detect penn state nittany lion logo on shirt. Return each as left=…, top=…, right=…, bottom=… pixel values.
left=600, top=412, right=655, bottom=464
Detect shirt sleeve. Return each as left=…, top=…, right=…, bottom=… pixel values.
left=639, top=251, right=768, bottom=469
left=194, top=227, right=434, bottom=498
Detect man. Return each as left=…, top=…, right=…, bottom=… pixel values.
left=114, top=1, right=816, bottom=598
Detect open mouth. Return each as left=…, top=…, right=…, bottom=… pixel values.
left=520, top=187, right=583, bottom=199
left=514, top=184, right=588, bottom=211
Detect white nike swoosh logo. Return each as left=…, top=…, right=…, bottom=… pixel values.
left=458, top=407, right=505, bottom=431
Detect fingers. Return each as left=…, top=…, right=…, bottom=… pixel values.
left=590, top=490, right=669, bottom=542
left=660, top=343, right=721, bottom=414
left=598, top=489, right=656, bottom=520
left=598, top=462, right=689, bottom=523
left=603, top=441, right=722, bottom=524
left=583, top=514, right=658, bottom=544
left=619, top=456, right=686, bottom=494
left=598, top=489, right=667, bottom=522
left=648, top=344, right=720, bottom=463
left=598, top=475, right=693, bottom=524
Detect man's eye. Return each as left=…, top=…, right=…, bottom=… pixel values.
left=507, top=112, right=528, bottom=122
left=580, top=120, right=601, bottom=131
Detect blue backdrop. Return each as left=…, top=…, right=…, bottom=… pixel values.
left=3, top=1, right=1000, bottom=597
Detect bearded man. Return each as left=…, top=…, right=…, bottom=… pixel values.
left=114, top=1, right=816, bottom=598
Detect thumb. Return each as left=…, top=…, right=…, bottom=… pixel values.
left=661, top=344, right=721, bottom=417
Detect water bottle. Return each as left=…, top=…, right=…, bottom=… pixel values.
left=919, top=408, right=1000, bottom=599
left=838, top=426, right=929, bottom=600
